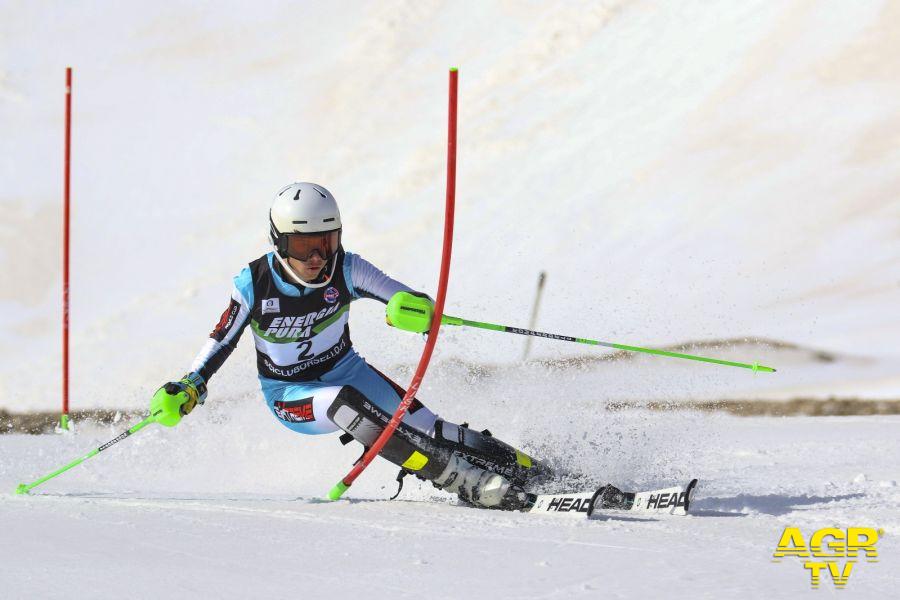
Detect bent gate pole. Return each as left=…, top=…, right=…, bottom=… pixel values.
left=327, top=68, right=458, bottom=500
left=61, top=67, right=72, bottom=430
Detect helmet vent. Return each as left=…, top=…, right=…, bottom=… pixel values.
left=323, top=217, right=336, bottom=223
left=312, top=186, right=327, bottom=199
left=293, top=188, right=302, bottom=200
left=292, top=220, right=308, bottom=224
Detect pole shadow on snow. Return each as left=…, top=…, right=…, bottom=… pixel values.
left=686, top=509, right=747, bottom=518
left=587, top=514, right=659, bottom=523
left=29, top=491, right=331, bottom=504
left=28, top=492, right=448, bottom=507
left=691, top=493, right=866, bottom=517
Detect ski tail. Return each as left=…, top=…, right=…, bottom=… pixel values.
left=609, top=478, right=698, bottom=517
left=528, top=479, right=699, bottom=518
left=683, top=478, right=698, bottom=513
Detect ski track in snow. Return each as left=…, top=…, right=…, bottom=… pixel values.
left=2, top=413, right=898, bottom=599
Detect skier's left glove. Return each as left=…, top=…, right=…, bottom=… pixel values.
left=386, top=291, right=435, bottom=333
left=150, top=372, right=207, bottom=427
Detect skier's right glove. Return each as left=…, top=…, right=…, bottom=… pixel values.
left=150, top=372, right=207, bottom=427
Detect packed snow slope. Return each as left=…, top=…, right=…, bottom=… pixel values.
left=2, top=411, right=899, bottom=598
left=1, top=1, right=899, bottom=411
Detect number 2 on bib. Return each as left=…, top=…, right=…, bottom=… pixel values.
left=296, top=341, right=313, bottom=361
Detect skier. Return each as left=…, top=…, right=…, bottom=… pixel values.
left=150, top=182, right=546, bottom=510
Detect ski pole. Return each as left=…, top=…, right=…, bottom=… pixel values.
left=327, top=67, right=459, bottom=502
left=386, top=296, right=776, bottom=373
left=15, top=415, right=155, bottom=495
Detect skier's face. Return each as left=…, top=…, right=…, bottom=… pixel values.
left=287, top=253, right=326, bottom=282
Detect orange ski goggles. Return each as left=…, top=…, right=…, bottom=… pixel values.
left=283, top=230, right=341, bottom=261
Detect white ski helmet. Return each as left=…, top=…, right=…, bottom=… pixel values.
left=269, top=182, right=343, bottom=288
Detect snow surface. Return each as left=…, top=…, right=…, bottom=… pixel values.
left=2, top=1, right=900, bottom=598
left=2, top=411, right=899, bottom=598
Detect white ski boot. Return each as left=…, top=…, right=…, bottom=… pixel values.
left=433, top=454, right=535, bottom=510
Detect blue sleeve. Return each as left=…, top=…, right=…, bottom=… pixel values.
left=343, top=253, right=358, bottom=299
left=233, top=267, right=254, bottom=307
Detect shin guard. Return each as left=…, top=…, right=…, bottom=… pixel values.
left=326, top=386, right=534, bottom=510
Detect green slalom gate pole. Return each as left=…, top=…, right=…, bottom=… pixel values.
left=385, top=292, right=776, bottom=373
left=15, top=415, right=156, bottom=495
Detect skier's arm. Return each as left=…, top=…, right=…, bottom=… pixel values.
left=344, top=252, right=426, bottom=304
left=190, top=281, right=253, bottom=382
left=150, top=271, right=252, bottom=425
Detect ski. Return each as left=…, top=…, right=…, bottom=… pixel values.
left=527, top=478, right=698, bottom=518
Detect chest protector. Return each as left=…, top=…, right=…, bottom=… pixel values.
left=248, top=252, right=353, bottom=381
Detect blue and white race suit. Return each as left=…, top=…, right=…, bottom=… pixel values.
left=190, top=250, right=438, bottom=435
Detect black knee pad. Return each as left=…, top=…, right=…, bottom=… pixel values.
left=326, top=386, right=451, bottom=481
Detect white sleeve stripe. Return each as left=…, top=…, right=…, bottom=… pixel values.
left=190, top=288, right=252, bottom=375
left=221, top=294, right=251, bottom=346
left=190, top=339, right=220, bottom=373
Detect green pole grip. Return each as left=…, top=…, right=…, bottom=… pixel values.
left=386, top=292, right=434, bottom=333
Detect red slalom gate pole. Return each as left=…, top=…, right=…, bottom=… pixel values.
left=60, top=67, right=72, bottom=431
left=327, top=67, right=458, bottom=500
